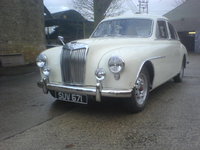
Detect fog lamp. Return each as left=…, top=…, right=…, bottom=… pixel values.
left=42, top=67, right=50, bottom=77
left=36, top=54, right=47, bottom=68
left=95, top=68, right=106, bottom=80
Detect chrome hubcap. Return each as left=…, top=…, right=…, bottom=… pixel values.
left=135, top=74, right=148, bottom=105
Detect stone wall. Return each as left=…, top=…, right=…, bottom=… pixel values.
left=0, top=0, right=45, bottom=66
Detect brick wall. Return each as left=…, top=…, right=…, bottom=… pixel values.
left=0, top=0, right=45, bottom=66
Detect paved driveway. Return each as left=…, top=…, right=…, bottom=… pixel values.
left=0, top=53, right=200, bottom=150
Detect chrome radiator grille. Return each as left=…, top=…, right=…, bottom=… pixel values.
left=61, top=47, right=87, bottom=84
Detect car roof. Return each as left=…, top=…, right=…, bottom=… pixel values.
left=103, top=14, right=168, bottom=22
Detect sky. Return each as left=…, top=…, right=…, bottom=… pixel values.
left=44, top=0, right=179, bottom=16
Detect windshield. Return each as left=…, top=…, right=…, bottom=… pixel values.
left=91, top=18, right=153, bottom=38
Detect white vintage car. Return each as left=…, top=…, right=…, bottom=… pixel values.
left=37, top=14, right=188, bottom=112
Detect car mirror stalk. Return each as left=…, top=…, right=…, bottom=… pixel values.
left=58, top=36, right=65, bottom=45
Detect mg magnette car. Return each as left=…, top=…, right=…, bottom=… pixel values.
left=37, top=14, right=188, bottom=113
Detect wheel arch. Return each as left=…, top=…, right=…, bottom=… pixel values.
left=136, top=60, right=155, bottom=89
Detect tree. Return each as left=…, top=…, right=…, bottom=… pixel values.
left=93, top=0, right=113, bottom=26
left=73, top=0, right=125, bottom=26
left=73, top=0, right=93, bottom=21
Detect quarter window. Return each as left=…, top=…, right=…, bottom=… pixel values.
left=157, top=21, right=168, bottom=39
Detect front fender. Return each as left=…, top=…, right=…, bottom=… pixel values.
left=40, top=46, right=63, bottom=83
left=96, top=48, right=146, bottom=90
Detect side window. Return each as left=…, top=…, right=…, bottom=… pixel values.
left=168, top=23, right=178, bottom=40
left=157, top=21, right=168, bottom=39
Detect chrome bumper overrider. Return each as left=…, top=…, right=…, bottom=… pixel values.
left=37, top=78, right=132, bottom=102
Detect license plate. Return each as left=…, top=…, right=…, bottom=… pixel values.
left=56, top=92, right=88, bottom=104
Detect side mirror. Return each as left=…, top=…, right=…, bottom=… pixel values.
left=58, top=36, right=65, bottom=45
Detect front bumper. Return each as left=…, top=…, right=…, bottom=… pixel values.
left=37, top=78, right=132, bottom=102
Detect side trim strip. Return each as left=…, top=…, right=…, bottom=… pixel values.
left=136, top=56, right=166, bottom=82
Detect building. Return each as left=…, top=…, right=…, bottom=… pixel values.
left=45, top=10, right=94, bottom=46
left=0, top=0, right=45, bottom=67
left=165, top=0, right=200, bottom=53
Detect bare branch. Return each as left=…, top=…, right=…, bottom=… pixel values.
left=73, top=0, right=94, bottom=20
left=72, top=0, right=127, bottom=24
left=106, top=0, right=126, bottom=17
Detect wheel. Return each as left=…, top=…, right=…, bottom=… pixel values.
left=174, top=61, right=184, bottom=82
left=127, top=67, right=150, bottom=113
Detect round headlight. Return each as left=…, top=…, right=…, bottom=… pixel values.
left=108, top=56, right=125, bottom=73
left=36, top=54, right=47, bottom=68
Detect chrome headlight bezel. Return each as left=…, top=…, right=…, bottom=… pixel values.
left=36, top=54, right=47, bottom=68
left=108, top=56, right=125, bottom=74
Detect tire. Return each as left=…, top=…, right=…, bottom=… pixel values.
left=127, top=67, right=150, bottom=113
left=173, top=61, right=184, bottom=83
